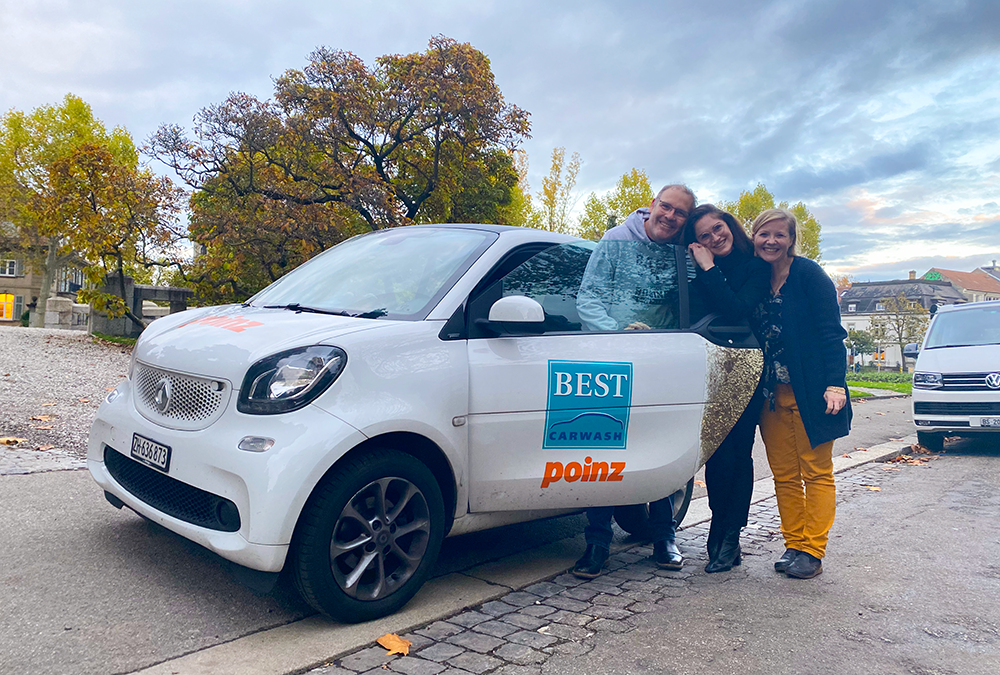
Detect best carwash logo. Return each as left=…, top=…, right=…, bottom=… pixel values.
left=543, top=360, right=632, bottom=450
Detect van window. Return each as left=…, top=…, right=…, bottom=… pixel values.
left=925, top=307, right=1000, bottom=348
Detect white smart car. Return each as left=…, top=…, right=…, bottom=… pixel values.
left=88, top=224, right=761, bottom=621
left=905, top=300, right=1000, bottom=450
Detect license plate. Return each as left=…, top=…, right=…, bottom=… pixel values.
left=131, top=434, right=172, bottom=472
left=981, top=417, right=1000, bottom=428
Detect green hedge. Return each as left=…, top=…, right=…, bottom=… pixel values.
left=849, top=371, right=912, bottom=383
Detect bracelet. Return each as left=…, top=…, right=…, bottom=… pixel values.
left=825, top=386, right=846, bottom=395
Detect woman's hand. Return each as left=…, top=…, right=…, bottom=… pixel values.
left=824, top=389, right=847, bottom=415
left=688, top=243, right=715, bottom=271
left=624, top=321, right=651, bottom=331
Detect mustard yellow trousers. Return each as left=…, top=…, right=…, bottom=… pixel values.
left=759, top=384, right=836, bottom=559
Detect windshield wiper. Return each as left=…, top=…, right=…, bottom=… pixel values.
left=353, top=308, right=388, bottom=319
left=263, top=303, right=352, bottom=317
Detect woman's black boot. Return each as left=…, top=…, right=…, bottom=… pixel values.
left=705, top=529, right=742, bottom=573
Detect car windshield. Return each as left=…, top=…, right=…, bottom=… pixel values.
left=248, top=227, right=496, bottom=320
left=924, top=306, right=1000, bottom=348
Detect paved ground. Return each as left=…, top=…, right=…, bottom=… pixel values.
left=300, top=436, right=1000, bottom=675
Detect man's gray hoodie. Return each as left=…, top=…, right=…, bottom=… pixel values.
left=576, top=208, right=695, bottom=331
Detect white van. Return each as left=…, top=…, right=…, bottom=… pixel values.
left=905, top=300, right=1000, bottom=450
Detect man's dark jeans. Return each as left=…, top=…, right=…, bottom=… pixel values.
left=584, top=492, right=678, bottom=549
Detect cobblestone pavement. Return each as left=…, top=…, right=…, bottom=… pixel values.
left=305, top=464, right=892, bottom=675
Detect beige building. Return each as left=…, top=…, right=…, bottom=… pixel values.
left=923, top=267, right=1000, bottom=303
left=0, top=253, right=86, bottom=326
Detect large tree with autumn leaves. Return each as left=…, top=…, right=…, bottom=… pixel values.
left=149, top=36, right=531, bottom=303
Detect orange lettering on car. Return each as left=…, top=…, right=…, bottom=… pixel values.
left=540, top=460, right=625, bottom=488
left=181, top=315, right=264, bottom=333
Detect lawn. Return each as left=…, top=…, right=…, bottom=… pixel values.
left=846, top=380, right=912, bottom=395
left=849, top=388, right=877, bottom=399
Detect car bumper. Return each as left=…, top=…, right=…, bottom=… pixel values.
left=88, top=380, right=367, bottom=572
left=912, top=390, right=1000, bottom=434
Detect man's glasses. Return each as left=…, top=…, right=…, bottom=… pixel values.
left=656, top=200, right=689, bottom=221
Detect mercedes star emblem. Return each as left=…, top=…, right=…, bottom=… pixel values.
left=986, top=372, right=1000, bottom=390
left=154, top=379, right=173, bottom=413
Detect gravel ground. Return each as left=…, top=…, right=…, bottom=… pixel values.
left=0, top=326, right=131, bottom=470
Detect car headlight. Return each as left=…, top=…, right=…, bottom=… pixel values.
left=237, top=345, right=347, bottom=415
left=913, top=372, right=942, bottom=389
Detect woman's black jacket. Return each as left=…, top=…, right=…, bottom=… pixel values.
left=773, top=256, right=852, bottom=448
left=692, top=248, right=771, bottom=322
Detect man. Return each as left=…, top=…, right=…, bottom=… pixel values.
left=571, top=184, right=696, bottom=579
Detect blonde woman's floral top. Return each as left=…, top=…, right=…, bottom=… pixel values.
left=754, top=291, right=791, bottom=409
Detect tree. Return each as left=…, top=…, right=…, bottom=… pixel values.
left=149, top=36, right=530, bottom=232
left=0, top=94, right=139, bottom=326
left=535, top=147, right=581, bottom=233
left=577, top=168, right=654, bottom=241
left=497, top=149, right=540, bottom=228
left=48, top=143, right=187, bottom=329
left=720, top=183, right=822, bottom=261
left=869, top=293, right=930, bottom=372
left=845, top=329, right=876, bottom=367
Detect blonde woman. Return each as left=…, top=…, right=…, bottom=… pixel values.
left=750, top=209, right=851, bottom=579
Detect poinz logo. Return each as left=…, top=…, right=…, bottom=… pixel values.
left=543, top=360, right=632, bottom=450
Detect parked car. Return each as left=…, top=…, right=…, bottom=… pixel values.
left=88, top=224, right=761, bottom=622
left=905, top=300, right=1000, bottom=451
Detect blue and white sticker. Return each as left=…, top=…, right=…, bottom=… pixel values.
left=543, top=360, right=632, bottom=450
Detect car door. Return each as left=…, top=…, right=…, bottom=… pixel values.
left=465, top=240, right=761, bottom=512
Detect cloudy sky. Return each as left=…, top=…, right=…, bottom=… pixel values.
left=2, top=0, right=998, bottom=280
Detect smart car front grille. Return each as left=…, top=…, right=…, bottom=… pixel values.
left=133, top=363, right=230, bottom=430
left=941, top=373, right=999, bottom=391
left=914, top=402, right=1000, bottom=416
left=104, top=446, right=241, bottom=532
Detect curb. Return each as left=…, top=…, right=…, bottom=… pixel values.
left=135, top=434, right=915, bottom=675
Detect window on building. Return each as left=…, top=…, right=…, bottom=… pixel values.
left=848, top=303, right=857, bottom=312
left=57, top=267, right=84, bottom=293
left=1, top=260, right=16, bottom=277
left=14, top=295, right=23, bottom=319
left=0, top=293, right=14, bottom=320
left=847, top=323, right=856, bottom=331
left=875, top=302, right=885, bottom=311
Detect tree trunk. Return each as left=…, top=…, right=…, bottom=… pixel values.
left=29, top=240, right=59, bottom=328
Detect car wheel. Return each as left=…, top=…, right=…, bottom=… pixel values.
left=917, top=431, right=944, bottom=452
left=614, top=477, right=695, bottom=538
left=290, top=448, right=445, bottom=623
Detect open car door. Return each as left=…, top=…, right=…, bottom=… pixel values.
left=465, top=240, right=761, bottom=512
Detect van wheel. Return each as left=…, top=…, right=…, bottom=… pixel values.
left=614, top=477, right=695, bottom=538
left=290, top=448, right=445, bottom=622
left=917, top=431, right=944, bottom=452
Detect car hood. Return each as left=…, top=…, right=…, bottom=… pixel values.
left=135, top=304, right=389, bottom=385
left=917, top=344, right=1000, bottom=373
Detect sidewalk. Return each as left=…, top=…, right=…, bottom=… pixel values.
left=136, top=436, right=928, bottom=675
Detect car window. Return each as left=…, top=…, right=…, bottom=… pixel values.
left=925, top=306, right=1000, bottom=348
left=473, top=240, right=693, bottom=335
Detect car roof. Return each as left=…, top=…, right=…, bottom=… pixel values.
left=414, top=222, right=581, bottom=243
left=937, top=299, right=1000, bottom=314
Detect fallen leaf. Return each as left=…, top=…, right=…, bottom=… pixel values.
left=30, top=415, right=56, bottom=422
left=854, top=446, right=869, bottom=452
left=3, top=373, right=10, bottom=376
left=875, top=412, right=886, bottom=416
left=881, top=466, right=901, bottom=471
left=694, top=480, right=707, bottom=487
left=35, top=444, right=55, bottom=451
left=1, top=437, right=27, bottom=445
left=41, top=402, right=57, bottom=407
left=842, top=453, right=852, bottom=458
left=867, top=486, right=882, bottom=491
left=889, top=437, right=903, bottom=441
left=33, top=425, right=54, bottom=430
left=105, top=387, right=115, bottom=391
left=78, top=398, right=90, bottom=403
left=376, top=633, right=411, bottom=656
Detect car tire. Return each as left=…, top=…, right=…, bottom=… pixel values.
left=917, top=431, right=945, bottom=452
left=289, top=447, right=445, bottom=623
left=614, top=477, right=695, bottom=538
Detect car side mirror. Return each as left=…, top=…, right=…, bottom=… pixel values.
left=903, top=343, right=920, bottom=358
left=476, top=296, right=545, bottom=336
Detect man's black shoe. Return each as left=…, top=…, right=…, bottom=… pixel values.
left=774, top=548, right=800, bottom=573
left=653, top=540, right=683, bottom=570
left=572, top=544, right=609, bottom=579
left=785, top=551, right=823, bottom=579
left=705, top=529, right=741, bottom=573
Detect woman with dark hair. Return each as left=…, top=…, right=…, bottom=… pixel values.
left=750, top=208, right=851, bottom=579
left=684, top=204, right=770, bottom=572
